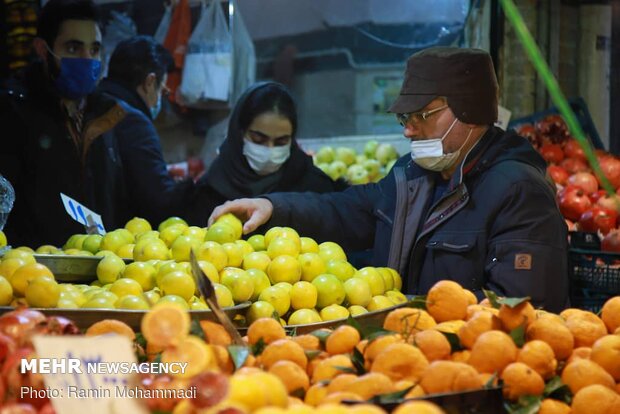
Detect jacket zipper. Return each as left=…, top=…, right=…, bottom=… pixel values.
left=387, top=166, right=408, bottom=272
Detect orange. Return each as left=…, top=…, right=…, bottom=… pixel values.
left=564, top=310, right=608, bottom=348
left=590, top=334, right=620, bottom=380
left=413, top=329, right=451, bottom=361
left=478, top=372, right=498, bottom=387
left=321, top=392, right=363, bottom=404
left=141, top=303, right=191, bottom=347
left=517, top=339, right=557, bottom=380
left=291, top=334, right=321, bottom=351
left=498, top=301, right=536, bottom=332
left=538, top=399, right=571, bottom=414
left=431, top=320, right=466, bottom=335
left=304, top=383, right=328, bottom=406
left=383, top=308, right=436, bottom=339
left=567, top=346, right=592, bottom=364
left=268, top=360, right=310, bottom=394
left=466, top=304, right=498, bottom=320
left=392, top=401, right=446, bottom=414
left=343, top=372, right=394, bottom=400
left=200, top=320, right=232, bottom=346
left=571, top=384, right=620, bottom=414
left=326, top=373, right=357, bottom=394
left=463, top=289, right=477, bottom=305
left=161, top=335, right=216, bottom=378
left=404, top=384, right=426, bottom=399
left=468, top=330, right=518, bottom=374
left=601, top=296, right=620, bottom=334
left=500, top=362, right=545, bottom=401
left=363, top=334, right=404, bottom=367
left=212, top=344, right=234, bottom=374
left=260, top=339, right=308, bottom=370
left=526, top=318, right=574, bottom=360
left=426, top=280, right=470, bottom=322
left=311, top=354, right=354, bottom=383
left=458, top=310, right=502, bottom=349
left=306, top=351, right=329, bottom=379
left=247, top=317, right=286, bottom=345
left=561, top=358, right=616, bottom=394
left=348, top=404, right=388, bottom=414
left=85, top=319, right=135, bottom=340
left=451, top=350, right=471, bottom=363
left=356, top=339, right=368, bottom=355
left=146, top=341, right=164, bottom=362
left=370, top=343, right=429, bottom=383
left=325, top=325, right=360, bottom=355
left=419, top=360, right=482, bottom=394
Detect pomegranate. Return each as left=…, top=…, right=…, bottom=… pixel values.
left=517, top=124, right=541, bottom=148
left=560, top=158, right=590, bottom=174
left=567, top=172, right=598, bottom=194
left=191, top=371, right=229, bottom=408
left=0, top=403, right=37, bottom=414
left=563, top=139, right=586, bottom=160
left=539, top=144, right=564, bottom=164
left=535, top=114, right=569, bottom=144
left=0, top=310, right=46, bottom=346
left=578, top=207, right=618, bottom=235
left=547, top=165, right=569, bottom=186
left=589, top=190, right=607, bottom=204
left=34, top=316, right=80, bottom=336
left=602, top=230, right=620, bottom=253
left=0, top=332, right=16, bottom=365
left=597, top=194, right=620, bottom=214
left=598, top=156, right=620, bottom=189
left=557, top=185, right=592, bottom=221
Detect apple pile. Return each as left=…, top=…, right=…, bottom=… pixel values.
left=312, top=141, right=399, bottom=184
left=517, top=115, right=620, bottom=252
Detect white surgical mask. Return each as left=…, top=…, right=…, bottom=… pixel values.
left=243, top=139, right=291, bottom=175
left=411, top=118, right=468, bottom=171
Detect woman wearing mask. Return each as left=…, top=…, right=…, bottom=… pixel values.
left=190, top=82, right=347, bottom=224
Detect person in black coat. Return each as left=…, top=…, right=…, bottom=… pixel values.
left=188, top=82, right=347, bottom=225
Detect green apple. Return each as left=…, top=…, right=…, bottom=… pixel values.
left=347, top=164, right=370, bottom=185
left=315, top=146, right=335, bottom=164
left=317, top=163, right=330, bottom=175
left=375, top=143, right=398, bottom=166
left=356, top=154, right=368, bottom=165
left=327, top=160, right=348, bottom=180
left=335, top=147, right=357, bottom=166
left=386, top=159, right=397, bottom=172
left=363, top=159, right=382, bottom=180
left=364, top=140, right=379, bottom=158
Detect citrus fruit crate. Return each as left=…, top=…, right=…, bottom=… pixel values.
left=30, top=254, right=133, bottom=283
left=568, top=248, right=620, bottom=312
left=0, top=301, right=251, bottom=331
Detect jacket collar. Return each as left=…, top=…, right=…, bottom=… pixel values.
left=97, top=78, right=151, bottom=120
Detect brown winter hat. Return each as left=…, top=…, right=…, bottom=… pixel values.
left=388, top=47, right=498, bottom=125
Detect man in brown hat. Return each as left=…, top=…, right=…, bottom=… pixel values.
left=208, top=47, right=569, bottom=312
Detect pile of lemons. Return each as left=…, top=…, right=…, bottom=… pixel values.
left=0, top=215, right=407, bottom=326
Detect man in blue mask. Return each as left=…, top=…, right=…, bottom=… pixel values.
left=209, top=47, right=570, bottom=312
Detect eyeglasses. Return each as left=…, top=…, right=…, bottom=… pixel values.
left=396, top=104, right=448, bottom=127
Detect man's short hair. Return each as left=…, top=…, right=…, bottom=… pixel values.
left=107, top=36, right=174, bottom=89
left=37, top=0, right=101, bottom=47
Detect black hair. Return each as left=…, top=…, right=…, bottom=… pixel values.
left=37, top=0, right=101, bottom=47
left=107, top=36, right=174, bottom=89
left=239, top=83, right=298, bottom=137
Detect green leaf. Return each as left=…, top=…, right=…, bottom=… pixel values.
left=351, top=347, right=367, bottom=375
left=504, top=395, right=542, bottom=414
left=483, top=373, right=498, bottom=389
left=304, top=350, right=322, bottom=361
left=251, top=337, right=266, bottom=356
left=190, top=319, right=206, bottom=341
left=543, top=376, right=572, bottom=404
left=375, top=386, right=415, bottom=404
left=310, top=329, right=331, bottom=346
left=334, top=365, right=356, bottom=374
left=271, top=310, right=280, bottom=320
left=289, top=326, right=298, bottom=337
left=483, top=289, right=501, bottom=309
left=498, top=296, right=531, bottom=308
left=346, top=315, right=363, bottom=332
left=406, top=295, right=428, bottom=310
left=227, top=345, right=250, bottom=370
left=364, top=328, right=395, bottom=341
left=290, top=388, right=305, bottom=399
left=509, top=324, right=526, bottom=347
left=153, top=353, right=162, bottom=364
left=134, top=332, right=147, bottom=348
left=438, top=331, right=464, bottom=352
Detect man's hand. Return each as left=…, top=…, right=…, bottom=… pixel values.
left=208, top=198, right=274, bottom=234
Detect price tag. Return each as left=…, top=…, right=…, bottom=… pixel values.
left=495, top=105, right=512, bottom=130
left=31, top=335, right=148, bottom=414
left=60, top=193, right=106, bottom=234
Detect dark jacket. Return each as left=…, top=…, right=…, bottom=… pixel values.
left=0, top=63, right=128, bottom=247
left=96, top=78, right=195, bottom=225
left=263, top=127, right=569, bottom=312
left=188, top=82, right=347, bottom=225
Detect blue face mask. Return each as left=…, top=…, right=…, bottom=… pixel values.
left=150, top=92, right=162, bottom=119
left=51, top=55, right=101, bottom=100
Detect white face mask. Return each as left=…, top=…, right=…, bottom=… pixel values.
left=243, top=139, right=291, bottom=175
left=410, top=118, right=467, bottom=171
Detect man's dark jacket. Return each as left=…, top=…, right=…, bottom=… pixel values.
left=264, top=127, right=569, bottom=312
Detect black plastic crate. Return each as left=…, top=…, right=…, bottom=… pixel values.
left=569, top=248, right=620, bottom=312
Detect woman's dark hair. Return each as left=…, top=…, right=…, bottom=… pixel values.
left=107, top=36, right=174, bottom=89
left=37, top=0, right=101, bottom=47
left=238, top=83, right=297, bottom=137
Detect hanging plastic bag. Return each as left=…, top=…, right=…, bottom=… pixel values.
left=230, top=0, right=256, bottom=102
left=0, top=175, right=15, bottom=232
left=163, top=0, right=192, bottom=105
left=180, top=0, right=232, bottom=104
left=154, top=4, right=173, bottom=45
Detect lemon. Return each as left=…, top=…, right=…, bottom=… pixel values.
left=196, top=242, right=228, bottom=271
left=63, top=234, right=83, bottom=250
left=94, top=250, right=115, bottom=258
left=246, top=300, right=277, bottom=324
left=184, top=226, right=207, bottom=241
left=206, top=223, right=237, bottom=244
left=213, top=283, right=234, bottom=308
left=377, top=268, right=395, bottom=291
left=216, top=213, right=244, bottom=240
left=290, top=281, right=317, bottom=310
left=57, top=298, right=79, bottom=309
left=267, top=237, right=300, bottom=259
left=277, top=227, right=301, bottom=249
left=94, top=291, right=119, bottom=304
left=116, top=243, right=135, bottom=259
left=247, top=234, right=266, bottom=251
left=386, top=290, right=408, bottom=304
left=312, top=274, right=345, bottom=308
left=258, top=286, right=291, bottom=317
left=220, top=268, right=254, bottom=303
left=235, top=240, right=254, bottom=257
left=367, top=295, right=395, bottom=312
left=272, top=282, right=293, bottom=295
left=190, top=300, right=209, bottom=310
left=263, top=227, right=283, bottom=247
left=143, top=289, right=161, bottom=306
left=319, top=304, right=349, bottom=321
left=242, top=251, right=271, bottom=272
left=170, top=235, right=201, bottom=262
left=222, top=242, right=243, bottom=267
left=348, top=305, right=368, bottom=316
left=3, top=249, right=35, bottom=265
left=0, top=258, right=26, bottom=280
left=110, top=278, right=143, bottom=298
left=35, top=245, right=60, bottom=254
left=326, top=259, right=356, bottom=282
left=157, top=294, right=190, bottom=310
left=154, top=261, right=181, bottom=285
left=158, top=224, right=186, bottom=247
left=81, top=234, right=103, bottom=254
left=81, top=296, right=116, bottom=309
left=159, top=271, right=196, bottom=301
left=300, top=237, right=319, bottom=254
left=267, top=255, right=301, bottom=284
left=116, top=294, right=150, bottom=310
left=133, top=238, right=169, bottom=261
left=122, top=262, right=156, bottom=291
left=354, top=267, right=385, bottom=296
left=318, top=242, right=347, bottom=262
left=125, top=217, right=152, bottom=234
left=69, top=235, right=88, bottom=250
left=288, top=308, right=322, bottom=325
left=60, top=290, right=86, bottom=307
left=136, top=230, right=160, bottom=241
left=99, top=230, right=129, bottom=254
left=246, top=268, right=271, bottom=301
left=388, top=268, right=403, bottom=291
left=297, top=253, right=326, bottom=282
left=158, top=216, right=188, bottom=232
left=197, top=260, right=219, bottom=284
left=116, top=229, right=135, bottom=244
left=0, top=275, right=13, bottom=305
left=11, top=263, right=54, bottom=297
left=0, top=230, right=6, bottom=248
left=343, top=277, right=372, bottom=307
left=96, top=254, right=126, bottom=284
